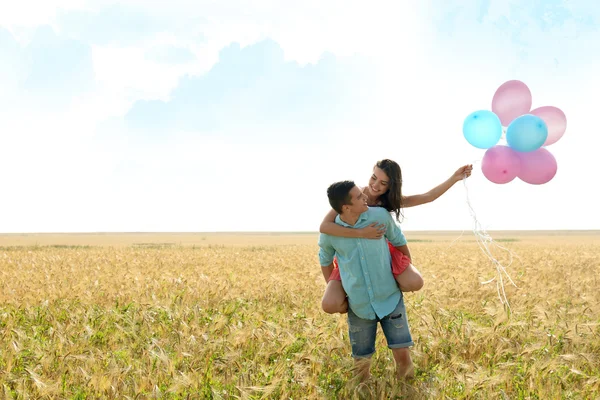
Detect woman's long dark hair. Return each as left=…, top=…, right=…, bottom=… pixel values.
left=376, top=159, right=404, bottom=222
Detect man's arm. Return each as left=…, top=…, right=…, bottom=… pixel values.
left=321, top=263, right=334, bottom=282
left=376, top=209, right=412, bottom=259
left=393, top=244, right=411, bottom=260
left=318, top=234, right=336, bottom=282
left=380, top=209, right=408, bottom=248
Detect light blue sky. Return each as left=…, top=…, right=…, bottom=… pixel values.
left=0, top=0, right=598, bottom=232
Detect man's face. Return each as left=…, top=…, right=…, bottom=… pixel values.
left=343, top=185, right=369, bottom=214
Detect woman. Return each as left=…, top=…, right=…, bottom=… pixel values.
left=320, top=159, right=472, bottom=314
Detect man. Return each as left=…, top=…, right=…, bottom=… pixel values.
left=318, top=180, right=414, bottom=380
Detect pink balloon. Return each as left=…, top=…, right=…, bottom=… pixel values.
left=529, top=106, right=567, bottom=146
left=492, top=80, right=532, bottom=126
left=517, top=148, right=557, bottom=185
left=481, top=145, right=521, bottom=184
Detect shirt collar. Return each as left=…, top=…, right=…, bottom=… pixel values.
left=335, top=209, right=369, bottom=227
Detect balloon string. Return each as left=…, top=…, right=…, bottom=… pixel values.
left=449, top=163, right=520, bottom=311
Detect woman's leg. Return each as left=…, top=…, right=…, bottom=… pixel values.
left=395, top=264, right=424, bottom=292
left=321, top=258, right=348, bottom=314
left=388, top=242, right=424, bottom=292
left=321, top=279, right=348, bottom=314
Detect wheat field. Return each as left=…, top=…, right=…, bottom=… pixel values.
left=1, top=232, right=599, bottom=399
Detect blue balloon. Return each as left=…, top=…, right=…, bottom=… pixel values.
left=506, top=114, right=548, bottom=152
left=463, top=110, right=503, bottom=149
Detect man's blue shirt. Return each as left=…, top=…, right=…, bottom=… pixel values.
left=318, top=206, right=407, bottom=320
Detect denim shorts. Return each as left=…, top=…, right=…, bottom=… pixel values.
left=347, top=296, right=413, bottom=358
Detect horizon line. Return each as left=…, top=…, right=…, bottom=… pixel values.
left=1, top=229, right=599, bottom=235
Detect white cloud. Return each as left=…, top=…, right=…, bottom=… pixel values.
left=0, top=0, right=84, bottom=29
left=145, top=44, right=196, bottom=64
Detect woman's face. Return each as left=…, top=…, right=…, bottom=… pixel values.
left=367, top=167, right=390, bottom=197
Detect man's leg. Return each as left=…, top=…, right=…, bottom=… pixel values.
left=380, top=295, right=415, bottom=379
left=391, top=348, right=414, bottom=378
left=347, top=306, right=377, bottom=382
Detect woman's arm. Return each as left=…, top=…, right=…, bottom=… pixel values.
left=319, top=208, right=386, bottom=239
left=403, top=164, right=473, bottom=208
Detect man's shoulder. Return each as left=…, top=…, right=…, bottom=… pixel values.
left=318, top=232, right=344, bottom=242
left=318, top=232, right=330, bottom=241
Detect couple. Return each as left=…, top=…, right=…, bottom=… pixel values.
left=318, top=159, right=472, bottom=380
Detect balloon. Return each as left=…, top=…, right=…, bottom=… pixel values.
left=517, top=148, right=557, bottom=185
left=529, top=106, right=567, bottom=146
left=481, top=145, right=521, bottom=184
left=492, top=80, right=532, bottom=126
left=463, top=110, right=503, bottom=149
left=506, top=114, right=548, bottom=152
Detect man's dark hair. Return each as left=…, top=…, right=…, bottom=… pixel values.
left=327, top=180, right=356, bottom=214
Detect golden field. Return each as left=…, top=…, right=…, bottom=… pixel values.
left=1, top=231, right=599, bottom=399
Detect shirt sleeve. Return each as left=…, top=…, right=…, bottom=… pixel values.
left=381, top=210, right=407, bottom=247
left=318, top=234, right=336, bottom=266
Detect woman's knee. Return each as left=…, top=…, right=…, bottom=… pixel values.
left=401, top=274, right=424, bottom=292
left=322, top=298, right=338, bottom=314
left=412, top=275, right=424, bottom=291
left=322, top=296, right=348, bottom=314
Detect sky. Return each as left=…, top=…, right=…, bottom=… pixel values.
left=0, top=0, right=598, bottom=233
